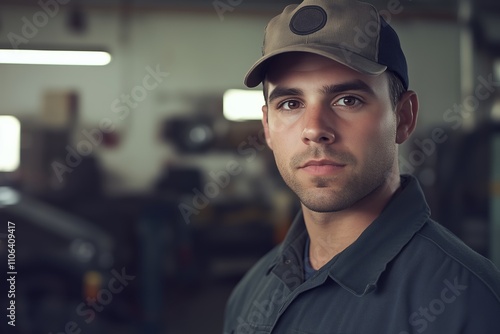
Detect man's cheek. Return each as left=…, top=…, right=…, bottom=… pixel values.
left=269, top=113, right=302, bottom=134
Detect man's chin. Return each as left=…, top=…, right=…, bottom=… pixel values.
left=299, top=190, right=355, bottom=213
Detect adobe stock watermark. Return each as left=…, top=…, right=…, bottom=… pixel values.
left=399, top=277, right=467, bottom=334
left=339, top=0, right=407, bottom=63
left=178, top=129, right=267, bottom=224
left=48, top=267, right=135, bottom=334
left=51, top=65, right=169, bottom=182
left=230, top=289, right=286, bottom=334
left=399, top=73, right=499, bottom=175
left=7, top=0, right=71, bottom=48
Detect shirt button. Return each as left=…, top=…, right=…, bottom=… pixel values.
left=285, top=259, right=291, bottom=265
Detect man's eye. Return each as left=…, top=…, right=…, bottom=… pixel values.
left=279, top=100, right=303, bottom=111
left=334, top=96, right=361, bottom=107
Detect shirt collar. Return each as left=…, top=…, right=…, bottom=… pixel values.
left=268, top=174, right=431, bottom=296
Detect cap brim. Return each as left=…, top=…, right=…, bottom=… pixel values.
left=244, top=44, right=388, bottom=88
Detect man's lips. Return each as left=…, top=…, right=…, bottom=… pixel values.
left=299, top=159, right=346, bottom=176
left=300, top=159, right=345, bottom=168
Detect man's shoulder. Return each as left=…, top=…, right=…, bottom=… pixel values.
left=411, top=218, right=500, bottom=301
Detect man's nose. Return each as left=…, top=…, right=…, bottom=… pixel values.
left=301, top=106, right=336, bottom=145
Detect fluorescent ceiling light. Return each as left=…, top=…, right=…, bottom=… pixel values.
left=223, top=89, right=264, bottom=121
left=0, top=116, right=21, bottom=172
left=0, top=49, right=111, bottom=66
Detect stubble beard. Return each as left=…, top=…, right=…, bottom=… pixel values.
left=276, top=146, right=395, bottom=213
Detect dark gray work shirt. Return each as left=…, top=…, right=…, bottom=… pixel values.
left=223, top=175, right=500, bottom=334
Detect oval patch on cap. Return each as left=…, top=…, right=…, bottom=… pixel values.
left=289, top=5, right=327, bottom=36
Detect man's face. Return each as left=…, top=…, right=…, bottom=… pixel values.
left=262, top=53, right=399, bottom=213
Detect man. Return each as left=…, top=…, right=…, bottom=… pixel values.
left=223, top=0, right=500, bottom=333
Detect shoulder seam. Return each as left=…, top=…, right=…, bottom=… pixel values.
left=415, top=228, right=500, bottom=304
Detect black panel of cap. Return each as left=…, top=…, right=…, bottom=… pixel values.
left=289, top=5, right=328, bottom=35
left=378, top=17, right=409, bottom=89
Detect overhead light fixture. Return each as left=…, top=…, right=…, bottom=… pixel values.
left=0, top=49, right=111, bottom=66
left=223, top=89, right=264, bottom=121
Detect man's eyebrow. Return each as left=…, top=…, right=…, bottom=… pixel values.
left=267, top=80, right=375, bottom=103
left=268, top=87, right=303, bottom=104
left=320, top=80, right=375, bottom=96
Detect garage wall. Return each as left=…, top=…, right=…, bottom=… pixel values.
left=0, top=4, right=461, bottom=191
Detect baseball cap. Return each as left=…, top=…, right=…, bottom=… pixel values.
left=244, top=0, right=409, bottom=90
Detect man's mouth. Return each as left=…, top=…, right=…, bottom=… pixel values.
left=299, top=159, right=346, bottom=176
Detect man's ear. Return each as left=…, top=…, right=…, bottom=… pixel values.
left=395, top=90, right=419, bottom=144
left=261, top=105, right=273, bottom=150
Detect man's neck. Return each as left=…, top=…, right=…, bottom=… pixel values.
left=304, top=174, right=401, bottom=270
